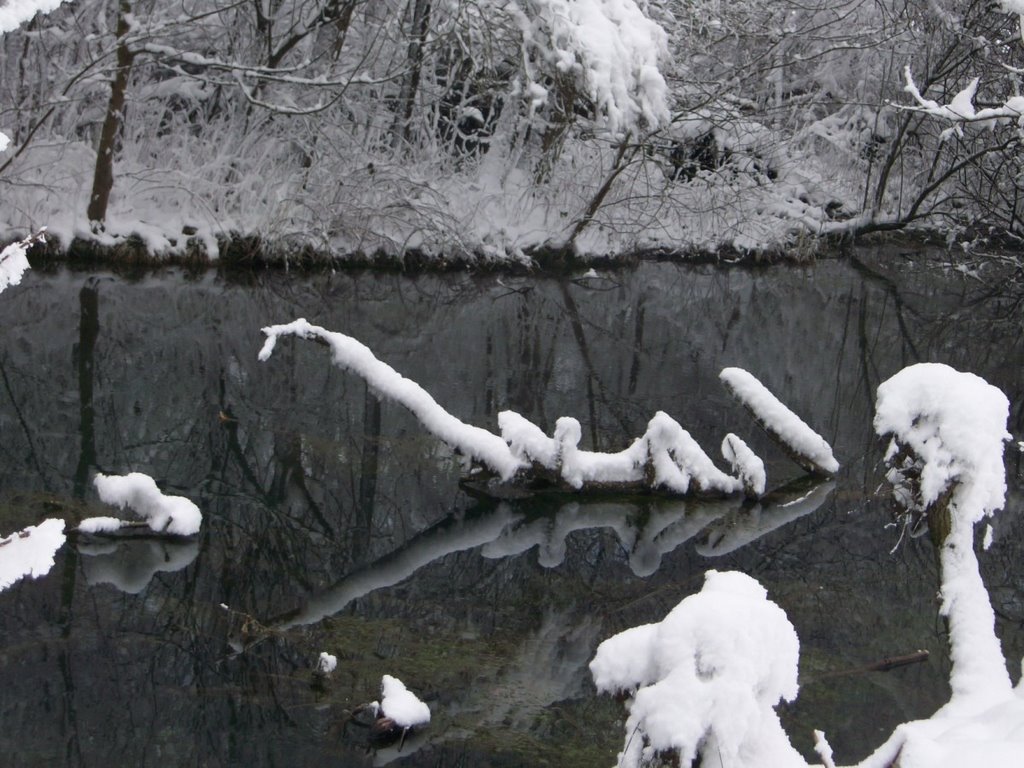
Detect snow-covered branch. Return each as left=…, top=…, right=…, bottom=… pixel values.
left=259, top=322, right=836, bottom=497
left=92, top=472, right=203, bottom=536
left=900, top=66, right=1024, bottom=138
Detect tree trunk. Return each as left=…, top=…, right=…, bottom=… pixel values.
left=87, top=0, right=134, bottom=228
left=391, top=0, right=431, bottom=149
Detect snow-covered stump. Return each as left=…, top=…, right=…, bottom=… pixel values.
left=720, top=368, right=839, bottom=478
left=874, top=364, right=1013, bottom=704
left=590, top=570, right=805, bottom=768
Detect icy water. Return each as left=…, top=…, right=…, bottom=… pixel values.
left=0, top=247, right=1022, bottom=767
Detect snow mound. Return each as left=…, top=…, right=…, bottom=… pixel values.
left=0, top=518, right=66, bottom=591
left=94, top=472, right=202, bottom=536
left=591, top=570, right=803, bottom=768
left=380, top=675, right=430, bottom=728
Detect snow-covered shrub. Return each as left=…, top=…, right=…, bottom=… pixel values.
left=591, top=570, right=804, bottom=768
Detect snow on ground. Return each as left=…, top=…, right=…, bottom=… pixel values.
left=379, top=675, right=430, bottom=728
left=0, top=518, right=66, bottom=592
left=94, top=472, right=202, bottom=536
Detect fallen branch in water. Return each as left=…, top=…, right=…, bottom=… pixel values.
left=259, top=319, right=839, bottom=499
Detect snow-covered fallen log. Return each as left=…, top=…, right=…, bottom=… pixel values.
left=259, top=321, right=835, bottom=500
left=720, top=367, right=839, bottom=477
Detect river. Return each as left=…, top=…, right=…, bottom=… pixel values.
left=0, top=245, right=1021, bottom=766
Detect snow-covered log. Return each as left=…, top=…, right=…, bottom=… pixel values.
left=93, top=472, right=202, bottom=536
left=0, top=518, right=65, bottom=592
left=260, top=324, right=847, bottom=500
left=260, top=319, right=527, bottom=481
left=720, top=367, right=839, bottom=477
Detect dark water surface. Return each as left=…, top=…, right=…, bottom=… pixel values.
left=1, top=248, right=1022, bottom=767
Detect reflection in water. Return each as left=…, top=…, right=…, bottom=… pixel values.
left=0, top=253, right=1021, bottom=766
left=277, top=480, right=833, bottom=629
left=696, top=480, right=837, bottom=557
left=78, top=537, right=200, bottom=594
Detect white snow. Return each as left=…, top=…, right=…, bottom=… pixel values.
left=721, top=433, right=767, bottom=497
left=856, top=363, right=1021, bottom=768
left=0, top=518, right=66, bottom=592
left=875, top=363, right=1010, bottom=524
left=379, top=675, right=430, bottom=728
left=260, top=319, right=526, bottom=481
left=93, top=472, right=203, bottom=536
left=0, top=0, right=67, bottom=35
left=720, top=367, right=839, bottom=475
left=512, top=0, right=669, bottom=136
left=317, top=652, right=337, bottom=675
left=78, top=516, right=127, bottom=534
left=590, top=570, right=804, bottom=768
left=0, top=238, right=32, bottom=295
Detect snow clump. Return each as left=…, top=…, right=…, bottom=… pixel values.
left=94, top=472, right=202, bottom=536
left=590, top=570, right=804, bottom=768
left=0, top=518, right=66, bottom=592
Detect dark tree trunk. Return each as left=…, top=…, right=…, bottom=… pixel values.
left=392, top=0, right=431, bottom=149
left=87, top=0, right=134, bottom=228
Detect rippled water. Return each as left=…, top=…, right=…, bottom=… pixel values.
left=0, top=247, right=1021, bottom=766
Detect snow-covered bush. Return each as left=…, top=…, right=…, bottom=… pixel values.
left=591, top=570, right=804, bottom=768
